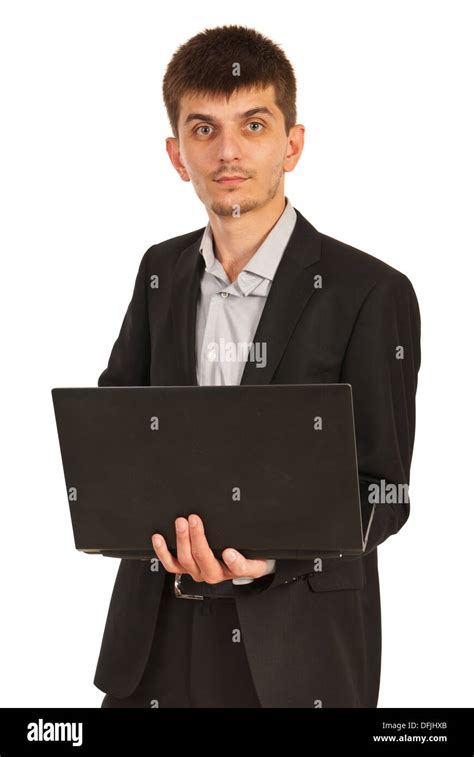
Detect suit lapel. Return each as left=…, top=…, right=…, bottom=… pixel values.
left=170, top=234, right=205, bottom=386
left=171, top=208, right=322, bottom=386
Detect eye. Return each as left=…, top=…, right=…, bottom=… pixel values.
left=247, top=122, right=264, bottom=132
left=194, top=125, right=213, bottom=136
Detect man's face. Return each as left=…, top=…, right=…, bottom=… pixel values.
left=166, top=84, right=303, bottom=217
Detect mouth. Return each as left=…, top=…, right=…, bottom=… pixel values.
left=214, top=177, right=249, bottom=186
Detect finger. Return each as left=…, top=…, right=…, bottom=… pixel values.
left=188, top=514, right=223, bottom=582
left=221, top=548, right=270, bottom=579
left=175, top=517, right=201, bottom=576
left=151, top=533, right=183, bottom=573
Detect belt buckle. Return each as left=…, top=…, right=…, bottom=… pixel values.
left=173, top=573, right=204, bottom=600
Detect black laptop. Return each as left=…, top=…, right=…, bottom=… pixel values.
left=51, top=384, right=374, bottom=560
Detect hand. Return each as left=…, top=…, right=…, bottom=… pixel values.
left=151, top=513, right=270, bottom=584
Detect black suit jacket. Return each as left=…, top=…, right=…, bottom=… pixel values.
left=93, top=208, right=421, bottom=707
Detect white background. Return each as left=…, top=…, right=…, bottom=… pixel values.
left=1, top=0, right=472, bottom=707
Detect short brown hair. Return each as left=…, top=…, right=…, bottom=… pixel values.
left=162, top=25, right=297, bottom=138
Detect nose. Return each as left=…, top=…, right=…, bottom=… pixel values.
left=214, top=128, right=243, bottom=164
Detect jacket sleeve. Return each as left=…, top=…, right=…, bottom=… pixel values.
left=257, top=271, right=421, bottom=592
left=97, top=248, right=151, bottom=388
left=98, top=249, right=151, bottom=560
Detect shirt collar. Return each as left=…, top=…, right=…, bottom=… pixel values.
left=199, top=197, right=297, bottom=296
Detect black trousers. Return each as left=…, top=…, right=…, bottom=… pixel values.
left=101, top=572, right=261, bottom=708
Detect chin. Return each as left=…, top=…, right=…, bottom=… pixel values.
left=209, top=195, right=260, bottom=217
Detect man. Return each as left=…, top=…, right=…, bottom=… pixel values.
left=95, top=25, right=421, bottom=708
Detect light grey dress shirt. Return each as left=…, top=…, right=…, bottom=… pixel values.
left=195, top=196, right=297, bottom=583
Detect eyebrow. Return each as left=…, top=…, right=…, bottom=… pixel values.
left=183, top=106, right=275, bottom=127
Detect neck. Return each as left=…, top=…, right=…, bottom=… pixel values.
left=206, top=192, right=287, bottom=283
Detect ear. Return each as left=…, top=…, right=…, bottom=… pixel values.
left=166, top=136, right=190, bottom=181
left=283, top=124, right=305, bottom=173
